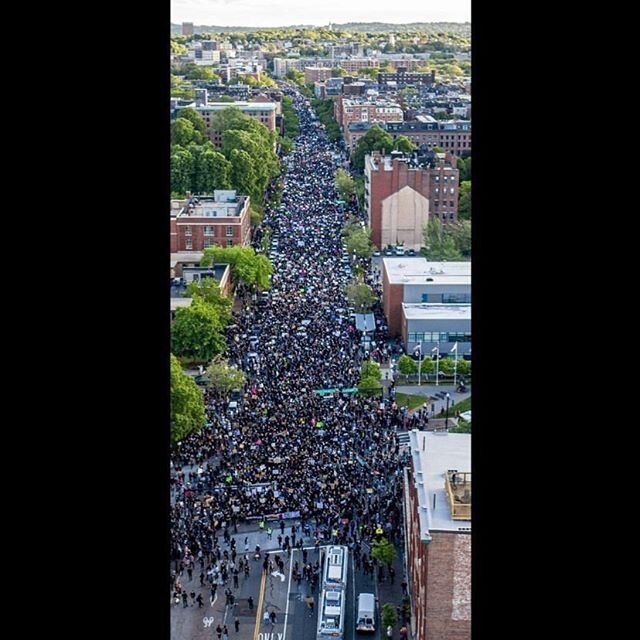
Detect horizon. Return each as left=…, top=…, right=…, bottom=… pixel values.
left=171, top=0, right=471, bottom=28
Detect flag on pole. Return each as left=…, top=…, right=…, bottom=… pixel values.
left=431, top=346, right=439, bottom=352
left=450, top=342, right=458, bottom=353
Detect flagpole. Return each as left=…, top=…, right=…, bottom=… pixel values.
left=418, top=341, right=422, bottom=386
left=453, top=344, right=458, bottom=388
left=435, top=344, right=439, bottom=386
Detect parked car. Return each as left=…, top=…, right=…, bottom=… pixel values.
left=407, top=249, right=416, bottom=256
left=372, top=250, right=381, bottom=257
left=194, top=374, right=209, bottom=386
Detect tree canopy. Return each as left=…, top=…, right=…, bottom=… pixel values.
left=351, top=125, right=394, bottom=172
left=170, top=353, right=206, bottom=446
left=201, top=245, right=272, bottom=290
left=346, top=282, right=376, bottom=312
left=171, top=298, right=227, bottom=361
left=204, top=355, right=247, bottom=392
left=335, top=168, right=356, bottom=200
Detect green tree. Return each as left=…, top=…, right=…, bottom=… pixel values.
left=171, top=117, right=204, bottom=146
left=351, top=125, right=394, bottom=171
left=279, top=136, right=293, bottom=155
left=439, top=358, right=454, bottom=375
left=335, top=168, right=356, bottom=200
left=331, top=67, right=345, bottom=77
left=422, top=217, right=464, bottom=261
left=170, top=353, right=206, bottom=446
left=170, top=145, right=194, bottom=195
left=357, top=375, right=383, bottom=397
left=184, top=65, right=220, bottom=81
left=456, top=359, right=470, bottom=375
left=449, top=219, right=471, bottom=256
left=397, top=354, right=417, bottom=376
left=185, top=278, right=232, bottom=324
left=458, top=181, right=471, bottom=220
left=200, top=148, right=232, bottom=192
left=372, top=536, right=397, bottom=567
left=393, top=135, right=417, bottom=154
left=171, top=298, right=227, bottom=361
left=381, top=603, right=398, bottom=631
left=229, top=148, right=258, bottom=199
left=201, top=246, right=272, bottom=290
left=345, top=283, right=376, bottom=312
left=361, top=359, right=381, bottom=381
left=345, top=227, right=373, bottom=259
left=204, top=355, right=246, bottom=392
left=418, top=355, right=434, bottom=374
left=177, top=107, right=206, bottom=137
left=457, top=157, right=471, bottom=182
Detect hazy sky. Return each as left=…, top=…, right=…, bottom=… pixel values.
left=171, top=0, right=471, bottom=27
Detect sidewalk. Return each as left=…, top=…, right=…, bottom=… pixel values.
left=376, top=543, right=409, bottom=637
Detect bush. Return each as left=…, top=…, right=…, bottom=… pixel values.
left=381, top=602, right=398, bottom=630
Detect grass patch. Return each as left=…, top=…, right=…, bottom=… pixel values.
left=394, top=392, right=430, bottom=411
left=443, top=395, right=471, bottom=417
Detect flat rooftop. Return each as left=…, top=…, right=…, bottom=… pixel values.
left=170, top=298, right=193, bottom=311
left=193, top=102, right=276, bottom=112
left=402, top=304, right=471, bottom=321
left=408, top=430, right=471, bottom=537
left=383, top=258, right=471, bottom=285
left=171, top=252, right=204, bottom=267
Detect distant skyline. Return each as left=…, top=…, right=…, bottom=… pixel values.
left=171, top=0, right=471, bottom=28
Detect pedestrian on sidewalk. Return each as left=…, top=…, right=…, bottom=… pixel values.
left=182, top=591, right=188, bottom=608
left=222, top=624, right=229, bottom=640
left=196, top=593, right=204, bottom=608
left=248, top=596, right=254, bottom=610
left=234, top=617, right=240, bottom=632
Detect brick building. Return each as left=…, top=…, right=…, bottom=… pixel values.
left=170, top=191, right=251, bottom=253
left=381, top=258, right=471, bottom=337
left=336, top=57, right=379, bottom=74
left=304, top=66, right=333, bottom=83
left=364, top=151, right=459, bottom=252
left=182, top=22, right=193, bottom=36
left=404, top=430, right=471, bottom=640
left=377, top=68, right=436, bottom=86
left=176, top=102, right=278, bottom=146
left=335, top=98, right=403, bottom=129
left=346, top=120, right=471, bottom=157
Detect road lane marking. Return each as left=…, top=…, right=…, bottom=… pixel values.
left=253, top=568, right=267, bottom=640
left=281, top=549, right=295, bottom=640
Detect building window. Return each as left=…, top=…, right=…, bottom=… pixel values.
left=204, top=237, right=214, bottom=248
left=204, top=225, right=214, bottom=235
left=185, top=238, right=193, bottom=250
left=226, top=226, right=234, bottom=237
left=449, top=201, right=455, bottom=207
left=434, top=176, right=440, bottom=182
left=450, top=188, right=455, bottom=194
left=434, top=200, right=439, bottom=208
left=226, top=239, right=234, bottom=247
left=184, top=225, right=192, bottom=236
left=434, top=187, right=439, bottom=194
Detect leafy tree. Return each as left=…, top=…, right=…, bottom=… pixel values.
left=170, top=40, right=188, bottom=55
left=201, top=246, right=272, bottom=290
left=171, top=298, right=227, bottom=361
left=439, top=358, right=454, bottom=375
left=456, top=359, right=470, bottom=375
left=170, top=145, right=194, bottom=195
left=184, top=64, right=220, bottom=81
left=372, top=536, right=396, bottom=567
left=171, top=117, right=204, bottom=146
left=170, top=354, right=206, bottom=446
left=381, top=603, right=398, bottom=631
left=229, top=148, right=258, bottom=200
left=177, top=107, right=206, bottom=136
left=458, top=181, right=471, bottom=220
left=457, top=157, right=471, bottom=182
left=335, top=168, right=356, bottom=200
left=346, top=283, right=376, bottom=312
left=250, top=208, right=263, bottom=226
left=281, top=96, right=300, bottom=139
left=204, top=355, right=246, bottom=392
left=449, top=219, right=471, bottom=256
left=331, top=67, right=345, bottom=77
left=422, top=217, right=464, bottom=261
left=185, top=278, right=232, bottom=324
left=361, top=359, right=381, bottom=381
left=397, top=354, right=417, bottom=376
left=393, top=135, right=417, bottom=154
left=345, top=227, right=373, bottom=259
left=418, top=355, right=434, bottom=374
left=279, top=136, right=293, bottom=155
left=351, top=125, right=394, bottom=172
left=201, top=148, right=232, bottom=192
left=357, top=375, right=383, bottom=397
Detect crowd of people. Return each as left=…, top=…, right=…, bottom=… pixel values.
left=170, top=85, right=410, bottom=605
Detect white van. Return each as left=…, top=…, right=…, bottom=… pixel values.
left=356, top=592, right=376, bottom=633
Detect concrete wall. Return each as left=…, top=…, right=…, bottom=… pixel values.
left=379, top=186, right=429, bottom=251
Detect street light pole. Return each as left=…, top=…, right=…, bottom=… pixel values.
left=445, top=392, right=451, bottom=430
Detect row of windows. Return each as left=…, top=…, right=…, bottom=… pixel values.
left=420, top=294, right=471, bottom=303
left=184, top=226, right=235, bottom=236
left=434, top=188, right=456, bottom=194
left=185, top=238, right=234, bottom=250
left=407, top=332, right=471, bottom=343
left=433, top=201, right=456, bottom=208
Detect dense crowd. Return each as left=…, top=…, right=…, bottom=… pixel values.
left=170, top=86, right=408, bottom=600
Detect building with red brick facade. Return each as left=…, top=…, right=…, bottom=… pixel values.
left=404, top=430, right=471, bottom=640
left=335, top=98, right=404, bottom=129
left=170, top=191, right=251, bottom=253
left=304, top=66, right=333, bottom=83
left=365, top=151, right=459, bottom=252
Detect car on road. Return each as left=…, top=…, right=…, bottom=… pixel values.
left=459, top=410, right=472, bottom=422
left=194, top=374, right=209, bottom=386
left=372, top=250, right=381, bottom=257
